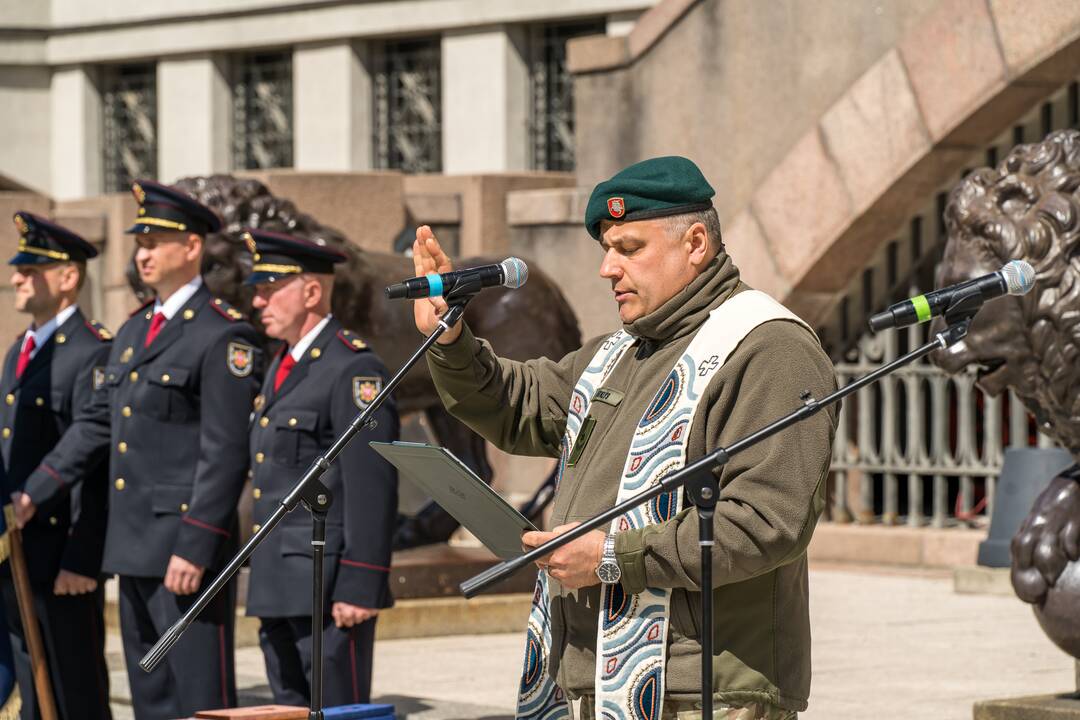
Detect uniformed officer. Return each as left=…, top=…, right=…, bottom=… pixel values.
left=19, top=182, right=263, bottom=719
left=242, top=229, right=398, bottom=707
left=2, top=212, right=112, bottom=720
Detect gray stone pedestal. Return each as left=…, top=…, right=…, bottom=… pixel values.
left=974, top=694, right=1080, bottom=719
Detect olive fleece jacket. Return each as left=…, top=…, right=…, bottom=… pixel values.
left=426, top=254, right=837, bottom=712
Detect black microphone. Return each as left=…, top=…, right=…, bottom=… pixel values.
left=385, top=257, right=528, bottom=299
left=867, top=260, right=1035, bottom=333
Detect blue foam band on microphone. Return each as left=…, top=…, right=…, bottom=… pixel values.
left=425, top=273, right=443, bottom=297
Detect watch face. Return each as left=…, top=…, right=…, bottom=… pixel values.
left=597, top=561, right=621, bottom=584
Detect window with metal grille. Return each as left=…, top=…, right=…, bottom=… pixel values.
left=103, top=63, right=158, bottom=193
left=528, top=20, right=605, bottom=172
left=373, top=38, right=442, bottom=173
left=232, top=51, right=294, bottom=170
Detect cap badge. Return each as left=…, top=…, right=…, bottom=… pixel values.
left=243, top=232, right=257, bottom=255
left=607, top=197, right=626, bottom=219
left=132, top=183, right=146, bottom=204
left=13, top=215, right=28, bottom=235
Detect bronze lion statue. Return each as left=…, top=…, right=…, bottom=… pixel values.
left=931, top=128, right=1080, bottom=657
left=127, top=175, right=582, bottom=548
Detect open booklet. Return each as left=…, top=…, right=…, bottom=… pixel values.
left=370, top=441, right=537, bottom=559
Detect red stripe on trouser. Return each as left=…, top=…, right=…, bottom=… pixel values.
left=219, top=624, right=228, bottom=707
left=349, top=628, right=359, bottom=703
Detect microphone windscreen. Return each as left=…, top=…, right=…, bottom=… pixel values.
left=500, top=257, right=529, bottom=289
left=1002, top=260, right=1035, bottom=295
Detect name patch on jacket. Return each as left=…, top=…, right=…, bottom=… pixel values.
left=592, top=387, right=624, bottom=407
left=228, top=342, right=254, bottom=377
left=353, top=376, right=381, bottom=409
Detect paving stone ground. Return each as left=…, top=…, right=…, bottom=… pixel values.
left=104, top=566, right=1074, bottom=720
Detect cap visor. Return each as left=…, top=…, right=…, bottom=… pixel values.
left=244, top=271, right=288, bottom=286
left=8, top=252, right=58, bottom=266
left=125, top=222, right=191, bottom=235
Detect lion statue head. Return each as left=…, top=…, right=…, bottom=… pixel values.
left=932, top=129, right=1080, bottom=458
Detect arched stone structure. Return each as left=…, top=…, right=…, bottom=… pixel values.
left=569, top=0, right=1080, bottom=331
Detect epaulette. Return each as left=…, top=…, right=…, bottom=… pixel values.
left=128, top=298, right=154, bottom=318
left=84, top=320, right=112, bottom=341
left=210, top=298, right=244, bottom=322
left=337, top=329, right=368, bottom=352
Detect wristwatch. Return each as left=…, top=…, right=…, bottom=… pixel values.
left=595, top=534, right=621, bottom=584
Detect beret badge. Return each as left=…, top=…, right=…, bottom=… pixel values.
left=607, top=197, right=626, bottom=219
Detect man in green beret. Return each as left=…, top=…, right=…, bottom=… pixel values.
left=414, top=156, right=837, bottom=719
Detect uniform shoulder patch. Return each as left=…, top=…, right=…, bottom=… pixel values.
left=337, top=329, right=368, bottom=352
left=210, top=298, right=245, bottom=322
left=227, top=341, right=254, bottom=377
left=85, top=320, right=112, bottom=341
left=352, top=376, right=382, bottom=409
left=128, top=299, right=154, bottom=318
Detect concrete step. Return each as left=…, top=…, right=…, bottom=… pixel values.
left=808, top=522, right=987, bottom=568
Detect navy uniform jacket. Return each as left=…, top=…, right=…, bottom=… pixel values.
left=0, top=309, right=111, bottom=584
left=25, top=283, right=262, bottom=577
left=245, top=317, right=398, bottom=618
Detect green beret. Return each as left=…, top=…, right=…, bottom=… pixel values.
left=585, top=156, right=715, bottom=240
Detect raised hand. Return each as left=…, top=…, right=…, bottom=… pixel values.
left=412, top=225, right=462, bottom=345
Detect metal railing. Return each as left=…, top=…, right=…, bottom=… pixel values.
left=829, top=317, right=1051, bottom=527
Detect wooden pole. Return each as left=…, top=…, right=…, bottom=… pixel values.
left=5, top=507, right=57, bottom=720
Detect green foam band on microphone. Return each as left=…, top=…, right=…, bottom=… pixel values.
left=912, top=294, right=931, bottom=322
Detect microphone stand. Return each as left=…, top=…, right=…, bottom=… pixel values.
left=140, top=287, right=479, bottom=720
left=461, top=287, right=988, bottom=720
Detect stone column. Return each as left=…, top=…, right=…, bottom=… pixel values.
left=441, top=26, right=529, bottom=173
left=158, top=54, right=231, bottom=183
left=294, top=40, right=373, bottom=171
left=50, top=65, right=102, bottom=201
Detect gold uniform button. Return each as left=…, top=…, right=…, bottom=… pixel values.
left=161, top=373, right=170, bottom=383
left=259, top=417, right=269, bottom=428
left=4, top=394, right=13, bottom=406
left=183, top=309, right=195, bottom=320
left=55, top=334, right=66, bottom=344
left=252, top=524, right=261, bottom=533
left=288, top=417, right=298, bottom=427
left=114, top=478, right=126, bottom=491
left=1, top=428, right=9, bottom=439
left=247, top=469, right=254, bottom=479
left=180, top=503, right=189, bottom=512
left=118, top=441, right=128, bottom=454
left=49, top=516, right=58, bottom=526
left=129, top=371, right=139, bottom=382
left=253, top=488, right=262, bottom=499
left=35, top=397, right=44, bottom=406
left=255, top=452, right=265, bottom=464
left=122, top=406, right=132, bottom=417
left=310, top=348, right=321, bottom=359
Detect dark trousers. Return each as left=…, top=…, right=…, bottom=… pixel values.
left=258, top=615, right=376, bottom=708
left=1, top=581, right=111, bottom=720
left=118, top=575, right=236, bottom=720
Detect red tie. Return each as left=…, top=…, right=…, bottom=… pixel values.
left=15, top=335, right=35, bottom=379
left=145, top=312, right=167, bottom=347
left=274, top=353, right=296, bottom=392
